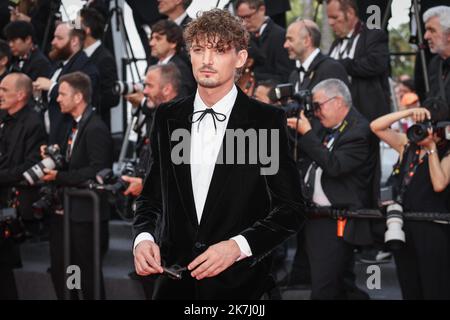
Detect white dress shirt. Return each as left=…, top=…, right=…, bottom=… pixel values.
left=158, top=54, right=174, bottom=65
left=330, top=29, right=360, bottom=60
left=173, top=11, right=188, bottom=26
left=84, top=40, right=101, bottom=58
left=296, top=48, right=320, bottom=91
left=134, top=85, right=252, bottom=259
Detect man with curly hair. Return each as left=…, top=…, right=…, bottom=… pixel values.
left=132, top=9, right=305, bottom=299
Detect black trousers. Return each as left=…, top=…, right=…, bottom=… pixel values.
left=0, top=266, right=18, bottom=300
left=394, top=221, right=450, bottom=300
left=304, top=219, right=354, bottom=300
left=49, top=215, right=109, bottom=300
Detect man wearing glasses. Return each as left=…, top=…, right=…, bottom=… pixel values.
left=235, top=0, right=294, bottom=83
left=287, top=79, right=377, bottom=299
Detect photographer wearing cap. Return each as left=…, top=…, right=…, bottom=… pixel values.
left=0, top=72, right=46, bottom=299
left=40, top=71, right=113, bottom=300
left=287, top=78, right=378, bottom=299
left=370, top=105, right=450, bottom=300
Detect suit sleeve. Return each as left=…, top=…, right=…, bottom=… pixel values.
left=240, top=109, right=306, bottom=260
left=132, top=107, right=163, bottom=240
left=299, top=122, right=372, bottom=178
left=55, top=123, right=112, bottom=185
left=338, top=30, right=389, bottom=78
left=98, top=53, right=120, bottom=110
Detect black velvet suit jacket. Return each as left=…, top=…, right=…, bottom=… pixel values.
left=298, top=108, right=377, bottom=245
left=329, top=24, right=390, bottom=122
left=169, top=54, right=196, bottom=96
left=55, top=108, right=113, bottom=222
left=47, top=51, right=99, bottom=145
left=133, top=88, right=305, bottom=299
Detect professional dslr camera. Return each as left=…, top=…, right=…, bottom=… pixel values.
left=112, top=81, right=144, bottom=96
left=31, top=185, right=62, bottom=220
left=407, top=97, right=450, bottom=143
left=95, top=161, right=136, bottom=195
left=379, top=183, right=405, bottom=250
left=268, top=83, right=315, bottom=119
left=23, top=145, right=65, bottom=185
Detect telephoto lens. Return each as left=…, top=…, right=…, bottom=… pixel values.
left=384, top=203, right=406, bottom=250
left=23, top=157, right=57, bottom=185
left=112, top=81, right=144, bottom=95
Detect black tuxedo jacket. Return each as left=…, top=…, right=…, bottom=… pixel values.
left=47, top=51, right=99, bottom=145
left=133, top=88, right=305, bottom=299
left=298, top=108, right=377, bottom=245
left=427, top=55, right=450, bottom=120
left=11, top=48, right=52, bottom=81
left=249, top=18, right=294, bottom=83
left=288, top=51, right=349, bottom=91
left=329, top=24, right=390, bottom=121
left=55, top=107, right=113, bottom=222
left=89, top=44, right=120, bottom=116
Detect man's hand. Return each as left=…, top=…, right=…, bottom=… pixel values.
left=40, top=145, right=48, bottom=159
left=125, top=92, right=145, bottom=107
left=287, top=110, right=312, bottom=135
left=122, top=176, right=143, bottom=196
left=188, top=240, right=241, bottom=280
left=134, top=240, right=164, bottom=276
left=33, top=77, right=52, bottom=91
left=42, top=168, right=58, bottom=181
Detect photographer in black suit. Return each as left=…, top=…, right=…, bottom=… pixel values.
left=287, top=79, right=377, bottom=299
left=33, top=22, right=99, bottom=147
left=327, top=0, right=390, bottom=122
left=423, top=6, right=450, bottom=120
left=0, top=73, right=46, bottom=299
left=41, top=71, right=113, bottom=300
left=283, top=18, right=349, bottom=289
left=3, top=21, right=51, bottom=81
left=80, top=7, right=119, bottom=128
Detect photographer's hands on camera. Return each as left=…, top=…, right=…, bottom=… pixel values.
left=39, top=145, right=58, bottom=181
left=286, top=110, right=312, bottom=135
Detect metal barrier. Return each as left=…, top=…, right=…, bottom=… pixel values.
left=63, top=188, right=101, bottom=300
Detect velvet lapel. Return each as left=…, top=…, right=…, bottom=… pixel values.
left=198, top=89, right=256, bottom=226
left=167, top=96, right=198, bottom=227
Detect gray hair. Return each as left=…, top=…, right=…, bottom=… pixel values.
left=294, top=18, right=321, bottom=48
left=423, top=6, right=450, bottom=34
left=312, top=78, right=352, bottom=107
left=147, top=63, right=181, bottom=94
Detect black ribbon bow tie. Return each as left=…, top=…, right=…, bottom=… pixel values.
left=296, top=66, right=306, bottom=73
left=189, top=108, right=227, bottom=132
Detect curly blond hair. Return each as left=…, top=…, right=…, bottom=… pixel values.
left=184, top=9, right=249, bottom=52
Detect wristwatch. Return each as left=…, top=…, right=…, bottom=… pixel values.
left=426, top=148, right=436, bottom=155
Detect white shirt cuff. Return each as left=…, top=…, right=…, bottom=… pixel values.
left=133, top=232, right=154, bottom=255
left=230, top=235, right=252, bottom=261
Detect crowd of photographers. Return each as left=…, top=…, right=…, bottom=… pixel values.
left=0, top=0, right=449, bottom=300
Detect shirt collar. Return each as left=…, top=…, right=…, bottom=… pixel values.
left=194, top=85, right=237, bottom=118
left=84, top=40, right=102, bottom=58
left=158, top=53, right=174, bottom=65
left=258, top=17, right=269, bottom=36
left=173, top=11, right=188, bottom=26
left=300, top=48, right=320, bottom=72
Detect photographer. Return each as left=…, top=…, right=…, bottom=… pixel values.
left=423, top=6, right=450, bottom=120
left=0, top=72, right=46, bottom=299
left=370, top=107, right=450, bottom=300
left=41, top=71, right=113, bottom=300
left=122, top=63, right=181, bottom=197
left=287, top=78, right=378, bottom=299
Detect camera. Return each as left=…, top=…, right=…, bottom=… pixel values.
left=380, top=182, right=405, bottom=250
left=268, top=83, right=315, bottom=119
left=407, top=121, right=450, bottom=144
left=31, top=185, right=61, bottom=220
left=23, top=145, right=65, bottom=185
left=0, top=207, right=26, bottom=243
left=407, top=97, right=450, bottom=143
left=112, top=81, right=144, bottom=95
left=96, top=161, right=136, bottom=195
